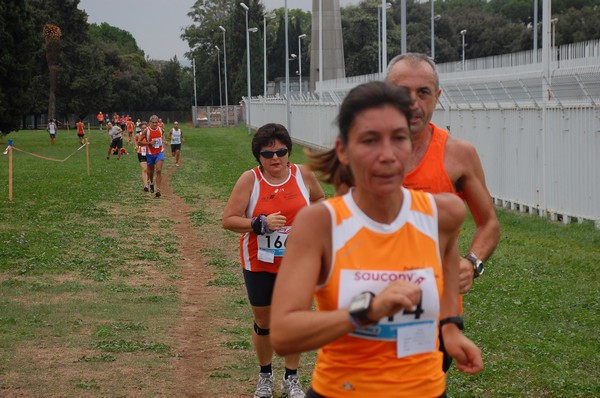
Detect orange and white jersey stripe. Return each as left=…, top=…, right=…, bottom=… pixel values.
left=146, top=127, right=164, bottom=155
left=240, top=164, right=310, bottom=274
left=311, top=188, right=446, bottom=398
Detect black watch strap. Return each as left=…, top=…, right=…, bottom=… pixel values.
left=439, top=316, right=464, bottom=330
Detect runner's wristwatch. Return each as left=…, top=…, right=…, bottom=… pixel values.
left=349, top=291, right=375, bottom=325
left=439, top=316, right=464, bottom=330
left=466, top=252, right=484, bottom=278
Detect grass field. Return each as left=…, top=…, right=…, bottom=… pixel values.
left=0, top=126, right=599, bottom=397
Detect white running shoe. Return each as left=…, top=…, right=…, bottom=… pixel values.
left=254, top=373, right=273, bottom=398
left=282, top=375, right=305, bottom=398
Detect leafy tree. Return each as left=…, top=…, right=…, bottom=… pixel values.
left=269, top=9, right=312, bottom=84
left=183, top=0, right=239, bottom=105
left=88, top=22, right=142, bottom=54
left=0, top=0, right=39, bottom=134
left=556, top=6, right=600, bottom=45
left=27, top=0, right=110, bottom=119
left=157, top=57, right=187, bottom=110
left=341, top=2, right=379, bottom=76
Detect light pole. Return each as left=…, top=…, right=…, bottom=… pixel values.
left=551, top=17, right=558, bottom=60
left=298, top=34, right=306, bottom=97
left=218, top=25, right=229, bottom=126
left=192, top=57, right=197, bottom=110
left=289, top=53, right=297, bottom=92
left=460, top=29, right=467, bottom=71
left=400, top=0, right=406, bottom=55
left=318, top=0, right=323, bottom=101
left=263, top=13, right=275, bottom=98
left=377, top=3, right=391, bottom=74
left=533, top=0, right=539, bottom=57
left=215, top=45, right=223, bottom=126
left=285, top=0, right=290, bottom=130
left=430, top=0, right=441, bottom=61
left=382, top=0, right=390, bottom=67
left=240, top=2, right=254, bottom=134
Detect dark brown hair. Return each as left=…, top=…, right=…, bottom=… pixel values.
left=251, top=123, right=293, bottom=163
left=309, top=81, right=412, bottom=188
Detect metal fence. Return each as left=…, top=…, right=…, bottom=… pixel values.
left=191, top=106, right=242, bottom=128
left=246, top=40, right=600, bottom=226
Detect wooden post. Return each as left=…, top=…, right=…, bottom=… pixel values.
left=85, top=138, right=90, bottom=176
left=8, top=145, right=13, bottom=202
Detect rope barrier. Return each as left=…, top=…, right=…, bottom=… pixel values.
left=10, top=142, right=88, bottom=162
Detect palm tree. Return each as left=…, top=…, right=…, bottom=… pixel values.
left=43, top=23, right=61, bottom=121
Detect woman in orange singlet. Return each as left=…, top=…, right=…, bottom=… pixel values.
left=222, top=123, right=324, bottom=398
left=270, top=82, right=483, bottom=398
left=76, top=118, right=85, bottom=145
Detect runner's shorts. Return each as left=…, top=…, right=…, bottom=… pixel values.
left=146, top=152, right=164, bottom=166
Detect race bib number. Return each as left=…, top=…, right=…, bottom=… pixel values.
left=140, top=146, right=147, bottom=156
left=152, top=138, right=162, bottom=148
left=257, top=227, right=291, bottom=262
left=338, top=268, right=440, bottom=358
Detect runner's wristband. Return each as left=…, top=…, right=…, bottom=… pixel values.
left=250, top=214, right=274, bottom=235
left=259, top=214, right=274, bottom=234
left=251, top=215, right=264, bottom=235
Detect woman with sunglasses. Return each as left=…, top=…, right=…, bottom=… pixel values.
left=222, top=123, right=324, bottom=398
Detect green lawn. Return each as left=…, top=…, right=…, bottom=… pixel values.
left=1, top=126, right=598, bottom=397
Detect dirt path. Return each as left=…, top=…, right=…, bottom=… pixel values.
left=160, top=164, right=248, bottom=397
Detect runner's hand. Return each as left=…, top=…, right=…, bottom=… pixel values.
left=369, top=281, right=421, bottom=321
left=266, top=211, right=286, bottom=231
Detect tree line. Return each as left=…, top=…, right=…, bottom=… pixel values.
left=1, top=0, right=599, bottom=135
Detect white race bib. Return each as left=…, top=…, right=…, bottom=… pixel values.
left=256, top=226, right=291, bottom=262
left=339, top=268, right=440, bottom=358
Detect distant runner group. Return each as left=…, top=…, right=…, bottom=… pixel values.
left=102, top=113, right=184, bottom=198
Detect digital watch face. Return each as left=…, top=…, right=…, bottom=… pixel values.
left=349, top=292, right=370, bottom=312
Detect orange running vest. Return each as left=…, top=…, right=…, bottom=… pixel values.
left=403, top=123, right=456, bottom=195
left=146, top=127, right=164, bottom=155
left=403, top=123, right=465, bottom=313
left=240, top=164, right=310, bottom=273
left=312, top=188, right=445, bottom=397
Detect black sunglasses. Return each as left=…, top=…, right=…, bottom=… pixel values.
left=260, top=148, right=288, bottom=159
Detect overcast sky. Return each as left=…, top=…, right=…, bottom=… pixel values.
left=78, top=0, right=360, bottom=62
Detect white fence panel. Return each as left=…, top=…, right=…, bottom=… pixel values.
left=247, top=40, right=600, bottom=226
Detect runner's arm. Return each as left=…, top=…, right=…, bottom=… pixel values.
left=221, top=171, right=256, bottom=233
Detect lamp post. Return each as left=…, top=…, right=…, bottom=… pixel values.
left=377, top=3, right=392, bottom=74
left=215, top=45, right=223, bottom=126
left=318, top=0, right=322, bottom=101
left=382, top=0, right=390, bottom=67
left=298, top=34, right=306, bottom=97
left=192, top=57, right=197, bottom=110
left=551, top=17, right=558, bottom=60
left=430, top=0, right=441, bottom=61
left=240, top=2, right=254, bottom=134
left=285, top=0, right=290, bottom=130
left=263, top=13, right=276, bottom=98
left=400, top=0, right=406, bottom=55
left=460, top=29, right=467, bottom=71
left=218, top=25, right=228, bottom=126
left=533, top=0, right=539, bottom=57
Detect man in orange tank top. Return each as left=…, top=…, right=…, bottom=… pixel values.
left=386, top=53, right=500, bottom=371
left=138, top=115, right=165, bottom=197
